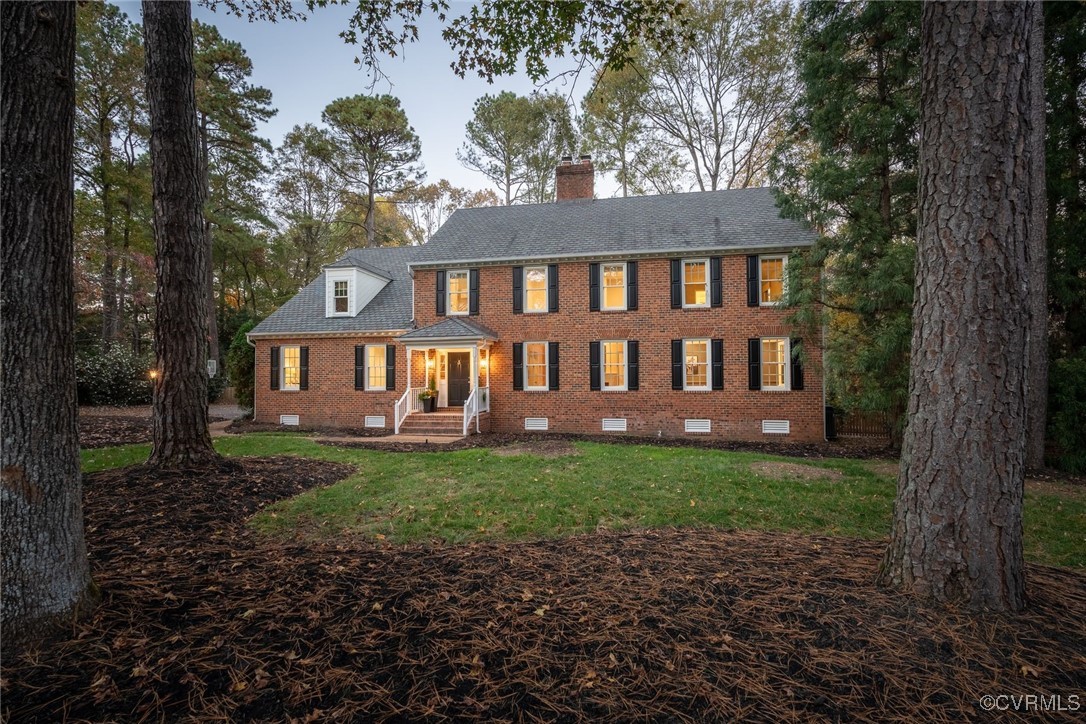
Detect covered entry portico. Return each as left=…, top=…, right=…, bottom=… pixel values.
left=394, top=318, right=497, bottom=434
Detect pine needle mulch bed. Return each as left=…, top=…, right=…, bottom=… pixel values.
left=79, top=414, right=228, bottom=448
left=4, top=461, right=1085, bottom=722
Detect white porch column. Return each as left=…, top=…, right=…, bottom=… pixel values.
left=471, top=346, right=479, bottom=391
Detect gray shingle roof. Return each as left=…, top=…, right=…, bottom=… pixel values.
left=398, top=317, right=499, bottom=342
left=411, top=187, right=814, bottom=267
left=248, top=246, right=417, bottom=336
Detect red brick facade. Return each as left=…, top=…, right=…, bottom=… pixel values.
left=253, top=254, right=825, bottom=442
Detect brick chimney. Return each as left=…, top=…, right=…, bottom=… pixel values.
left=556, top=154, right=594, bottom=201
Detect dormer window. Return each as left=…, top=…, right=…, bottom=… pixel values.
left=333, top=280, right=349, bottom=314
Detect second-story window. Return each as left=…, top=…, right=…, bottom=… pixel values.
left=447, top=270, right=469, bottom=315
left=760, top=256, right=786, bottom=305
left=683, top=259, right=708, bottom=307
left=333, top=280, right=349, bottom=313
left=602, top=263, right=626, bottom=311
left=525, top=266, right=547, bottom=313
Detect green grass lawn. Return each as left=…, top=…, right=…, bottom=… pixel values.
left=81, top=434, right=1086, bottom=567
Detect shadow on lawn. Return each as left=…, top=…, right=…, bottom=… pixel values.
left=4, top=457, right=1084, bottom=722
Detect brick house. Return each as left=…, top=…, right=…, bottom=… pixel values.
left=248, top=157, right=825, bottom=441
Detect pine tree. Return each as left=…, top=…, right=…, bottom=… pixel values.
left=772, top=1, right=920, bottom=440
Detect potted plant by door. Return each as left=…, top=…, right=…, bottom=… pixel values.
left=418, top=378, right=437, bottom=413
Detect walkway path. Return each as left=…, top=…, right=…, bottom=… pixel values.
left=207, top=418, right=462, bottom=445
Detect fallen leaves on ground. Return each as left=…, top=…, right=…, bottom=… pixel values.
left=3, top=457, right=1084, bottom=722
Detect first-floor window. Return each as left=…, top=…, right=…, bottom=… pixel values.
left=603, top=340, right=626, bottom=390
left=761, top=338, right=789, bottom=390
left=447, top=270, right=469, bottom=315
left=282, top=345, right=301, bottom=390
left=525, top=342, right=548, bottom=390
left=684, top=339, right=709, bottom=390
left=366, top=345, right=387, bottom=390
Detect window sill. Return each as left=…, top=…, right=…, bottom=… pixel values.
left=523, top=388, right=550, bottom=393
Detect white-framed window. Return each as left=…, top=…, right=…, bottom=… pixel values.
left=524, top=341, right=548, bottom=390
left=524, top=266, right=548, bottom=313
left=447, top=270, right=469, bottom=315
left=366, top=345, right=387, bottom=391
left=602, top=262, right=627, bottom=311
left=684, top=339, right=710, bottom=390
left=683, top=259, right=709, bottom=308
left=761, top=337, right=790, bottom=391
left=760, top=255, right=787, bottom=305
left=602, top=340, right=627, bottom=391
left=281, top=345, right=301, bottom=391
left=333, top=279, right=349, bottom=314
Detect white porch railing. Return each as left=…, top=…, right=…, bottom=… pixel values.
left=462, top=387, right=477, bottom=437
left=462, top=386, right=489, bottom=436
left=394, top=386, right=421, bottom=434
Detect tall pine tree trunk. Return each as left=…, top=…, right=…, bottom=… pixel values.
left=142, top=0, right=218, bottom=468
left=198, top=112, right=220, bottom=364
left=1, top=0, right=96, bottom=644
left=1025, top=10, right=1047, bottom=471
left=879, top=1, right=1041, bottom=612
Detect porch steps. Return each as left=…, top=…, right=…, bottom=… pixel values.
left=399, top=410, right=466, bottom=437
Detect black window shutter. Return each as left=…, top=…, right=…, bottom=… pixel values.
left=299, top=346, right=309, bottom=391
left=548, top=341, right=559, bottom=390
left=512, top=266, right=523, bottom=314
left=354, top=345, right=364, bottom=390
left=711, top=257, right=723, bottom=307
left=628, top=341, right=639, bottom=390
left=748, top=338, right=761, bottom=390
left=671, top=339, right=683, bottom=390
left=436, top=270, right=446, bottom=316
left=791, top=338, right=804, bottom=390
left=512, top=342, right=524, bottom=391
left=746, top=256, right=759, bottom=307
left=670, top=259, right=682, bottom=309
left=627, top=261, right=638, bottom=310
left=712, top=338, right=724, bottom=390
left=469, top=269, right=479, bottom=315
left=589, top=262, right=600, bottom=311
left=386, top=344, right=396, bottom=391
left=589, top=341, right=601, bottom=390
left=270, top=346, right=280, bottom=390
left=548, top=264, right=558, bottom=312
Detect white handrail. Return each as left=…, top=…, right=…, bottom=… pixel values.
left=462, top=387, right=477, bottom=437
left=394, top=386, right=414, bottom=434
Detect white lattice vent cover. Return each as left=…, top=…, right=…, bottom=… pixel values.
left=524, top=417, right=549, bottom=431
left=685, top=419, right=712, bottom=434
left=602, top=418, right=628, bottom=432
left=280, top=414, right=300, bottom=426
left=762, top=420, right=790, bottom=435
left=364, top=416, right=386, bottom=428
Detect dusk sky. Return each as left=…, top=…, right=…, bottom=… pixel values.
left=114, top=1, right=620, bottom=198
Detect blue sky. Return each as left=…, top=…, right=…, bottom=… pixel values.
left=115, top=1, right=616, bottom=197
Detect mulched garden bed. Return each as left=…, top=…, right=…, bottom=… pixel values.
left=226, top=417, right=393, bottom=438
left=326, top=430, right=901, bottom=460
left=80, top=414, right=228, bottom=448
left=4, top=460, right=1084, bottom=722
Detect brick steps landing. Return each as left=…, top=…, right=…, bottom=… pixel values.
left=399, top=410, right=465, bottom=437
